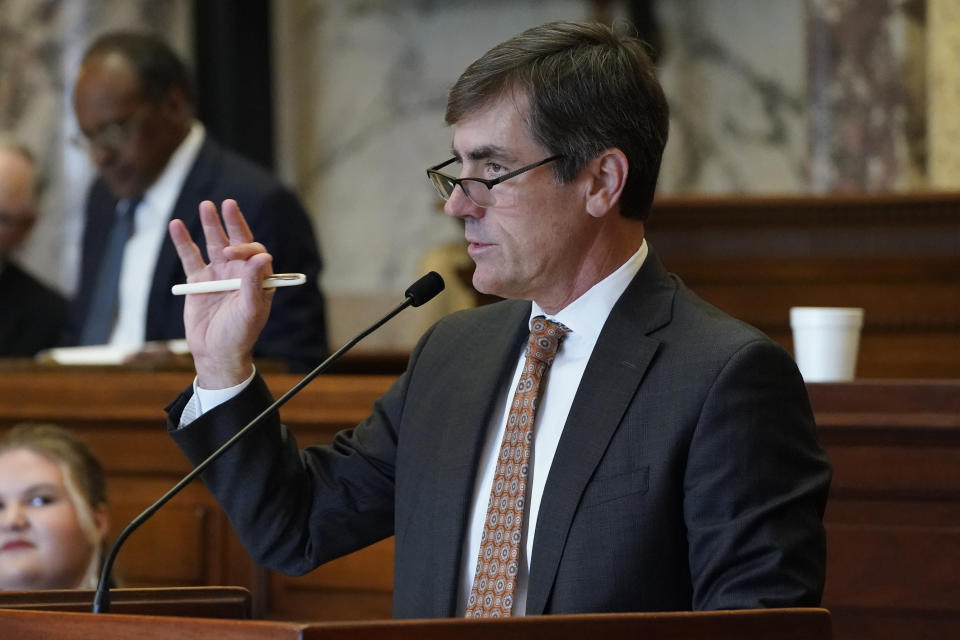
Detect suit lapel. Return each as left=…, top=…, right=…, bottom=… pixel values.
left=428, top=301, right=531, bottom=616
left=525, top=248, right=676, bottom=614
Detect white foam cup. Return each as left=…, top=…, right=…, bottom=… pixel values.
left=789, top=307, right=864, bottom=382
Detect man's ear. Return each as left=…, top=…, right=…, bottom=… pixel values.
left=584, top=148, right=628, bottom=218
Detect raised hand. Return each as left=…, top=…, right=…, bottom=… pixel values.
left=168, top=199, right=275, bottom=388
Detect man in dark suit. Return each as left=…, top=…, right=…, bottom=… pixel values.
left=64, top=32, right=326, bottom=370
left=166, top=22, right=831, bottom=617
left=0, top=139, right=68, bottom=357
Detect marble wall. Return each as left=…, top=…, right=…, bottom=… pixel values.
left=656, top=0, right=809, bottom=193
left=807, top=0, right=926, bottom=192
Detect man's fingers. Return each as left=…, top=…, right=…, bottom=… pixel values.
left=198, top=200, right=231, bottom=263
left=168, top=218, right=207, bottom=276
left=239, top=252, right=275, bottom=308
left=223, top=242, right=270, bottom=261
left=221, top=199, right=255, bottom=246
left=174, top=200, right=266, bottom=276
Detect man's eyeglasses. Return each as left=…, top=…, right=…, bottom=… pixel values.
left=426, top=155, right=562, bottom=208
left=71, top=105, right=151, bottom=152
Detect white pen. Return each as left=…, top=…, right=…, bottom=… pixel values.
left=171, top=273, right=307, bottom=295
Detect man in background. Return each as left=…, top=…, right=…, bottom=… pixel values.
left=0, top=137, right=67, bottom=357
left=64, top=31, right=327, bottom=370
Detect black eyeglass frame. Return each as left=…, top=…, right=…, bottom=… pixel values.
left=426, top=154, right=563, bottom=207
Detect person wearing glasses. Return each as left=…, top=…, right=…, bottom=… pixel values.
left=0, top=138, right=68, bottom=357
left=63, top=31, right=328, bottom=371
left=166, top=22, right=830, bottom=618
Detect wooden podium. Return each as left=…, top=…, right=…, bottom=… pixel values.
left=0, top=607, right=832, bottom=639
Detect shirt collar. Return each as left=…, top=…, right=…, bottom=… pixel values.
left=530, top=239, right=648, bottom=344
left=139, top=121, right=205, bottom=221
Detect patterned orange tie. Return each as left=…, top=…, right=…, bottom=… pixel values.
left=465, top=316, right=570, bottom=617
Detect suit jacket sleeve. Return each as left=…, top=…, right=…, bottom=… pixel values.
left=165, top=324, right=437, bottom=574
left=683, top=338, right=829, bottom=609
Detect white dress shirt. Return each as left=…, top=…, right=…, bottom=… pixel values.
left=109, top=122, right=206, bottom=347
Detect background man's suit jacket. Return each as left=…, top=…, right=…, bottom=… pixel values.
left=0, top=262, right=67, bottom=356
left=168, top=247, right=831, bottom=617
left=64, top=138, right=328, bottom=370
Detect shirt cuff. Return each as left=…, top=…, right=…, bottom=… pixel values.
left=177, top=367, right=257, bottom=428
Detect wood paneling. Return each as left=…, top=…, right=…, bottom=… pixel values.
left=1, top=370, right=958, bottom=635
left=0, top=365, right=393, bottom=619
left=648, top=193, right=960, bottom=379
left=809, top=380, right=960, bottom=639
left=267, top=537, right=394, bottom=621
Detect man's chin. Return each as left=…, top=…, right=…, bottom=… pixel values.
left=471, top=270, right=509, bottom=299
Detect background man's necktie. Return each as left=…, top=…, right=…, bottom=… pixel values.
left=465, top=315, right=570, bottom=617
left=79, top=198, right=139, bottom=345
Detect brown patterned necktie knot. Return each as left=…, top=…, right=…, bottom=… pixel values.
left=525, top=316, right=569, bottom=365
left=465, top=315, right=570, bottom=618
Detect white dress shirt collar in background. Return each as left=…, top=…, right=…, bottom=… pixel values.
left=110, top=121, right=206, bottom=347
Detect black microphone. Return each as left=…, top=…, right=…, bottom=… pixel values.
left=92, top=272, right=444, bottom=613
left=405, top=270, right=444, bottom=307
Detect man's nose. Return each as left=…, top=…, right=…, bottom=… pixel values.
left=89, top=142, right=117, bottom=168
left=443, top=184, right=484, bottom=220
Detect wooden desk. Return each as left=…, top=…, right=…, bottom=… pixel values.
left=1, top=366, right=957, bottom=636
